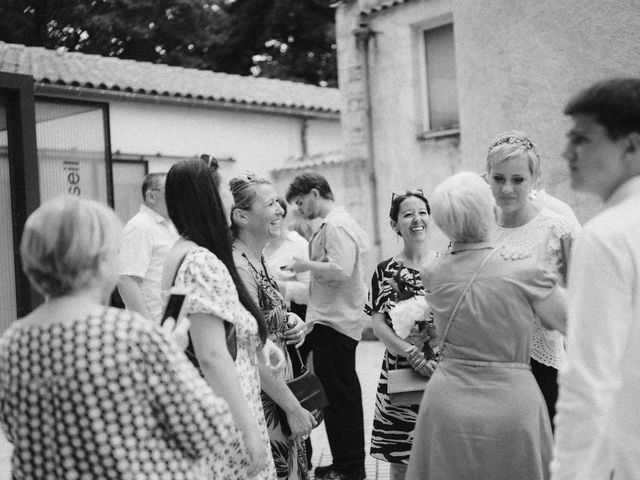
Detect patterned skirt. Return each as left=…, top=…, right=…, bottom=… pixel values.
left=370, top=349, right=420, bottom=464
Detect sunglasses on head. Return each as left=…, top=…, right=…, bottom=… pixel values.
left=200, top=154, right=219, bottom=172
left=391, top=188, right=425, bottom=202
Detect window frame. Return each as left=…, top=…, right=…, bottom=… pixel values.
left=413, top=15, right=460, bottom=139
left=34, top=95, right=114, bottom=206
left=0, top=72, right=40, bottom=319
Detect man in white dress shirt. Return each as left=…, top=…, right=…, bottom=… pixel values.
left=118, top=172, right=179, bottom=323
left=551, top=78, right=640, bottom=480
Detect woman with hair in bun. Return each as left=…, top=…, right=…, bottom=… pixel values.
left=0, top=195, right=239, bottom=479
left=365, top=190, right=438, bottom=480
left=229, top=172, right=315, bottom=480
left=486, top=131, right=579, bottom=425
left=162, top=160, right=277, bottom=479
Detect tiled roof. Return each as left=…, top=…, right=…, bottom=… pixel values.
left=358, top=0, right=411, bottom=16
left=0, top=41, right=340, bottom=114
left=271, top=151, right=359, bottom=174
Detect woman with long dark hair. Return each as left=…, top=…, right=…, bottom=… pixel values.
left=162, top=159, right=277, bottom=479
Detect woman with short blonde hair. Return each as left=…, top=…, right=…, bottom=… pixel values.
left=486, top=131, right=579, bottom=425
left=407, top=172, right=565, bottom=480
left=1, top=195, right=238, bottom=479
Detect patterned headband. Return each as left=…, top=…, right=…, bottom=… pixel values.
left=487, top=135, right=539, bottom=157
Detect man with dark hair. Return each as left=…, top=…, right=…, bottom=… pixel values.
left=551, top=78, right=640, bottom=479
left=118, top=172, right=178, bottom=323
left=286, top=172, right=368, bottom=480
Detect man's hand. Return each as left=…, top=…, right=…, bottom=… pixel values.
left=286, top=256, right=309, bottom=274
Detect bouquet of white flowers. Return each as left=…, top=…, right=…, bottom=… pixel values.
left=388, top=295, right=431, bottom=339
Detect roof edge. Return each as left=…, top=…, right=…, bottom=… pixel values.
left=35, top=83, right=341, bottom=120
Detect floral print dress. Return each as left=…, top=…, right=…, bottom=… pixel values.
left=176, top=247, right=277, bottom=480
left=233, top=241, right=309, bottom=480
left=364, top=258, right=436, bottom=464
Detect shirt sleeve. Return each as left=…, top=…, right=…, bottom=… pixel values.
left=317, top=223, right=358, bottom=281
left=179, top=250, right=240, bottom=325
left=232, top=250, right=260, bottom=306
left=505, top=259, right=559, bottom=303
left=365, top=261, right=392, bottom=315
left=281, top=237, right=310, bottom=304
left=136, top=321, right=244, bottom=461
left=544, top=216, right=580, bottom=270
left=118, top=223, right=153, bottom=277
left=551, top=228, right=633, bottom=479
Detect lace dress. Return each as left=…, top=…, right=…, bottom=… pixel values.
left=233, top=242, right=309, bottom=480
left=175, top=247, right=276, bottom=480
left=364, top=258, right=436, bottom=464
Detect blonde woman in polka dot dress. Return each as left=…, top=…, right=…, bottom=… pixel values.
left=0, top=196, right=240, bottom=479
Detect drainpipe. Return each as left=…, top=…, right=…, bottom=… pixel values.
left=353, top=22, right=382, bottom=258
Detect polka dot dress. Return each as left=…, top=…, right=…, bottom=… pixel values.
left=0, top=308, right=241, bottom=479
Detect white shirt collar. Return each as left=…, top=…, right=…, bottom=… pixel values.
left=606, top=175, right=640, bottom=208
left=140, top=204, right=167, bottom=224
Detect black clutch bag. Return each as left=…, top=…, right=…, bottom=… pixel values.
left=287, top=368, right=329, bottom=414
left=281, top=347, right=329, bottom=436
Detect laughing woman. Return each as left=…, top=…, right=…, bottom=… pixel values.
left=364, top=190, right=438, bottom=480
left=229, top=172, right=316, bottom=480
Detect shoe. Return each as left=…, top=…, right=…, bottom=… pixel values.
left=314, top=464, right=333, bottom=478
left=318, top=470, right=366, bottom=480
left=325, top=472, right=366, bottom=480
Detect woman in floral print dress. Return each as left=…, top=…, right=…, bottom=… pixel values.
left=229, top=172, right=316, bottom=480
left=163, top=160, right=277, bottom=480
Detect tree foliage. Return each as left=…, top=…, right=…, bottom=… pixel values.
left=214, top=0, right=337, bottom=87
left=0, top=0, right=337, bottom=86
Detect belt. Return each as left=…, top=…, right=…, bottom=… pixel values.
left=442, top=357, right=531, bottom=370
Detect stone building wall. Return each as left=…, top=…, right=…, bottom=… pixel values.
left=337, top=0, right=640, bottom=262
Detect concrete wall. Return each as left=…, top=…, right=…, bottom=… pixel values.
left=109, top=100, right=342, bottom=181
left=454, top=0, right=640, bottom=223
left=337, top=0, right=640, bottom=264
left=337, top=0, right=458, bottom=260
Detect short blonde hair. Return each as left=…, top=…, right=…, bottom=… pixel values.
left=486, top=130, right=541, bottom=178
left=431, top=172, right=496, bottom=243
left=20, top=196, right=122, bottom=298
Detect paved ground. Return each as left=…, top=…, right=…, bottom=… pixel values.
left=0, top=340, right=388, bottom=480
left=310, top=340, right=387, bottom=480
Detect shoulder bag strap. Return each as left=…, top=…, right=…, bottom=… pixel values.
left=437, top=248, right=497, bottom=357
left=170, top=252, right=189, bottom=287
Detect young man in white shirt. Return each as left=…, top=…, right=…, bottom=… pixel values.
left=118, top=173, right=179, bottom=323
left=286, top=173, right=369, bottom=480
left=551, top=78, right=640, bottom=480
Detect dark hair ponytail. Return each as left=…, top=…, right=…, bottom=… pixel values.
left=166, top=159, right=267, bottom=343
